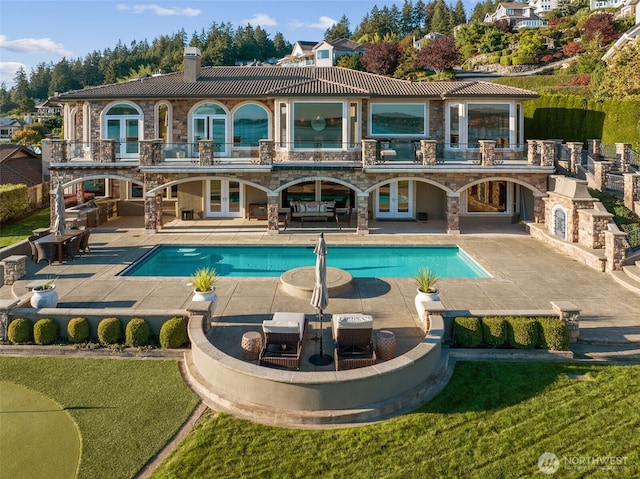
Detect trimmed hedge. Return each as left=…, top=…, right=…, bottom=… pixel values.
left=506, top=317, right=539, bottom=349
left=159, top=317, right=188, bottom=349
left=453, top=316, right=482, bottom=348
left=481, top=316, right=507, bottom=347
left=97, top=317, right=123, bottom=345
left=67, top=317, right=90, bottom=343
left=33, top=318, right=59, bottom=345
left=125, top=318, right=151, bottom=347
left=8, top=318, right=33, bottom=344
left=537, top=317, right=570, bottom=351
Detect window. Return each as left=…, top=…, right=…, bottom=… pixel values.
left=293, top=102, right=343, bottom=149
left=317, top=49, right=330, bottom=59
left=156, top=103, right=170, bottom=142
left=278, top=102, right=287, bottom=146
left=233, top=104, right=268, bottom=147
left=370, top=103, right=426, bottom=136
left=449, top=103, right=460, bottom=147
left=467, top=104, right=510, bottom=148
left=349, top=102, right=359, bottom=148
left=467, top=181, right=507, bottom=213
left=192, top=103, right=227, bottom=154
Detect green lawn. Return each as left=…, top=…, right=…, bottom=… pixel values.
left=0, top=357, right=199, bottom=479
left=151, top=361, right=640, bottom=479
left=0, top=208, right=50, bottom=248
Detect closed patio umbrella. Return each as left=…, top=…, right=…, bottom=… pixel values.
left=53, top=182, right=66, bottom=236
left=310, top=233, right=333, bottom=366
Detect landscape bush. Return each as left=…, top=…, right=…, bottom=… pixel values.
left=506, top=317, right=539, bottom=349
left=537, top=317, right=570, bottom=350
left=67, top=317, right=90, bottom=343
left=480, top=316, right=507, bottom=347
left=97, top=317, right=123, bottom=345
left=33, top=318, right=59, bottom=345
left=125, top=318, right=151, bottom=347
left=453, top=316, right=482, bottom=348
left=8, top=318, right=33, bottom=344
left=159, top=317, right=188, bottom=349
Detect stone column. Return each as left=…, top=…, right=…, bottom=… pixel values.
left=98, top=139, right=116, bottom=163
left=527, top=139, right=540, bottom=165
left=533, top=195, right=546, bottom=223
left=588, top=139, right=601, bottom=161
left=140, top=140, right=162, bottom=166
left=566, top=142, right=583, bottom=176
left=446, top=195, right=460, bottom=234
left=1, top=255, right=26, bottom=285
left=479, top=140, right=496, bottom=166
left=616, top=143, right=631, bottom=172
left=259, top=139, right=274, bottom=165
left=604, top=229, right=628, bottom=272
left=550, top=301, right=580, bottom=343
left=50, top=139, right=69, bottom=163
left=144, top=174, right=164, bottom=233
left=421, top=140, right=437, bottom=165
left=355, top=194, right=369, bottom=235
left=199, top=140, right=213, bottom=165
left=266, top=195, right=280, bottom=234
left=540, top=141, right=556, bottom=167
left=76, top=181, right=85, bottom=205
left=623, top=173, right=640, bottom=212
left=0, top=299, right=20, bottom=342
left=361, top=139, right=377, bottom=167
left=593, top=161, right=613, bottom=191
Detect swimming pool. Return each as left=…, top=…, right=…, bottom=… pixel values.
left=119, top=245, right=490, bottom=279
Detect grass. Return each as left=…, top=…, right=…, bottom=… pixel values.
left=150, top=361, right=640, bottom=479
left=0, top=357, right=199, bottom=479
left=0, top=208, right=50, bottom=248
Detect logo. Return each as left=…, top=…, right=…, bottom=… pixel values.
left=538, top=452, right=560, bottom=475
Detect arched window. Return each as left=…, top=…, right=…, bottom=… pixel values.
left=104, top=102, right=142, bottom=158
left=192, top=103, right=227, bottom=155
left=552, top=205, right=567, bottom=240
left=232, top=104, right=269, bottom=147
left=156, top=102, right=171, bottom=142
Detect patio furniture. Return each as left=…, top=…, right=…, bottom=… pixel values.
left=241, top=331, right=263, bottom=361
left=63, top=234, right=81, bottom=260
left=259, top=312, right=306, bottom=370
left=34, top=240, right=57, bottom=265
left=78, top=229, right=91, bottom=254
left=28, top=235, right=40, bottom=262
left=332, top=314, right=377, bottom=371
left=375, top=330, right=396, bottom=361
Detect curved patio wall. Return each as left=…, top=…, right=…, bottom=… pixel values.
left=187, top=314, right=444, bottom=424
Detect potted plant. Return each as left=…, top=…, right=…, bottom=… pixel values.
left=415, top=267, right=440, bottom=301
left=31, top=276, right=59, bottom=308
left=189, top=267, right=219, bottom=305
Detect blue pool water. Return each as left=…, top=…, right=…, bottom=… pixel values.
left=119, top=245, right=489, bottom=279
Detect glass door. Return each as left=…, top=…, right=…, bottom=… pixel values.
left=376, top=180, right=413, bottom=219
left=107, top=117, right=139, bottom=158
left=207, top=180, right=242, bottom=217
left=193, top=116, right=227, bottom=157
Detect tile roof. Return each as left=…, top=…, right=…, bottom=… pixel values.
left=0, top=145, right=43, bottom=186
left=53, top=66, right=538, bottom=101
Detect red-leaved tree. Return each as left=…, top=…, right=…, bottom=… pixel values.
left=583, top=13, right=620, bottom=46
left=417, top=36, right=461, bottom=78
left=362, top=42, right=402, bottom=75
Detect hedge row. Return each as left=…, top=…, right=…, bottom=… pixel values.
left=6, top=316, right=188, bottom=349
left=453, top=316, right=570, bottom=350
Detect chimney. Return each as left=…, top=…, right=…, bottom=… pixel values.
left=183, top=47, right=202, bottom=82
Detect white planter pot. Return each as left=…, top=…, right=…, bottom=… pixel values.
left=31, top=285, right=59, bottom=308
left=416, top=288, right=440, bottom=302
left=192, top=288, right=218, bottom=313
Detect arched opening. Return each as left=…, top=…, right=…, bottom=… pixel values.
left=103, top=102, right=142, bottom=159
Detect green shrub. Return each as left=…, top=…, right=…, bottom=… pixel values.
left=500, top=56, right=512, bottom=66
left=97, top=317, right=123, bottom=345
left=67, top=317, right=90, bottom=343
left=507, top=317, right=539, bottom=349
left=125, top=318, right=151, bottom=347
left=8, top=318, right=33, bottom=344
left=481, top=316, right=507, bottom=347
left=33, top=318, right=59, bottom=345
left=453, top=316, right=482, bottom=348
left=537, top=317, right=570, bottom=350
left=159, top=317, right=188, bottom=349
left=489, top=54, right=500, bottom=64
left=511, top=54, right=535, bottom=65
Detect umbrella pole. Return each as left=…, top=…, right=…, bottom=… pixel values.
left=309, top=309, right=333, bottom=366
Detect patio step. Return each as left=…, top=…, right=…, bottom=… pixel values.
left=624, top=262, right=640, bottom=283
left=610, top=267, right=640, bottom=294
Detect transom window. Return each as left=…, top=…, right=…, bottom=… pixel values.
left=370, top=103, right=426, bottom=136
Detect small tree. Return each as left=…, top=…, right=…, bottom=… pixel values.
left=362, top=42, right=402, bottom=75
left=417, top=35, right=460, bottom=79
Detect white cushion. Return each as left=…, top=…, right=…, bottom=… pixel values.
left=319, top=203, right=327, bottom=212
left=269, top=312, right=305, bottom=340
left=306, top=203, right=318, bottom=213
left=298, top=202, right=306, bottom=213
left=262, top=320, right=299, bottom=335
left=333, top=314, right=373, bottom=329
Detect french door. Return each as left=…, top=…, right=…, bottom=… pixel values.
left=107, top=117, right=139, bottom=158
left=206, top=180, right=242, bottom=217
left=376, top=180, right=413, bottom=219
left=193, top=116, right=227, bottom=156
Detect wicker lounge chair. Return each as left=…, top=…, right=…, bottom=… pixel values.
left=332, top=314, right=377, bottom=371
left=259, top=312, right=307, bottom=370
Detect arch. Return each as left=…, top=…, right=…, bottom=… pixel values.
left=454, top=176, right=546, bottom=197
left=102, top=100, right=143, bottom=119
left=274, top=176, right=364, bottom=196
left=145, top=175, right=272, bottom=197
left=363, top=176, right=455, bottom=196
left=155, top=101, right=172, bottom=142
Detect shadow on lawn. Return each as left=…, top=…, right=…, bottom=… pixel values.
left=417, top=361, right=579, bottom=414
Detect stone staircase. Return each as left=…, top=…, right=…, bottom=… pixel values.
left=611, top=259, right=640, bottom=294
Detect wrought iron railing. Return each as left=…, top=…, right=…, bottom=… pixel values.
left=604, top=173, right=624, bottom=194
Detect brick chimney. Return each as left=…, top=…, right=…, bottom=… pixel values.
left=183, top=47, right=201, bottom=82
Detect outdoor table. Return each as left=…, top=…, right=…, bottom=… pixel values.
left=241, top=331, right=263, bottom=361
left=376, top=330, right=396, bottom=361
left=33, top=231, right=83, bottom=263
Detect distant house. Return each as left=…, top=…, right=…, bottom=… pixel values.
left=413, top=33, right=446, bottom=49
left=528, top=0, right=559, bottom=14
left=279, top=39, right=363, bottom=67
left=0, top=118, right=26, bottom=142
left=484, top=2, right=548, bottom=29
left=602, top=0, right=640, bottom=59
left=34, top=100, right=62, bottom=122
left=591, top=0, right=626, bottom=10
left=0, top=144, right=44, bottom=186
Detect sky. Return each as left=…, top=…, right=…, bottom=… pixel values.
left=0, top=0, right=479, bottom=88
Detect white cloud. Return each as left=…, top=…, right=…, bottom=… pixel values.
left=0, top=61, right=29, bottom=86
left=289, top=16, right=337, bottom=31
left=0, top=35, right=73, bottom=57
left=240, top=13, right=278, bottom=27
left=116, top=4, right=201, bottom=16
